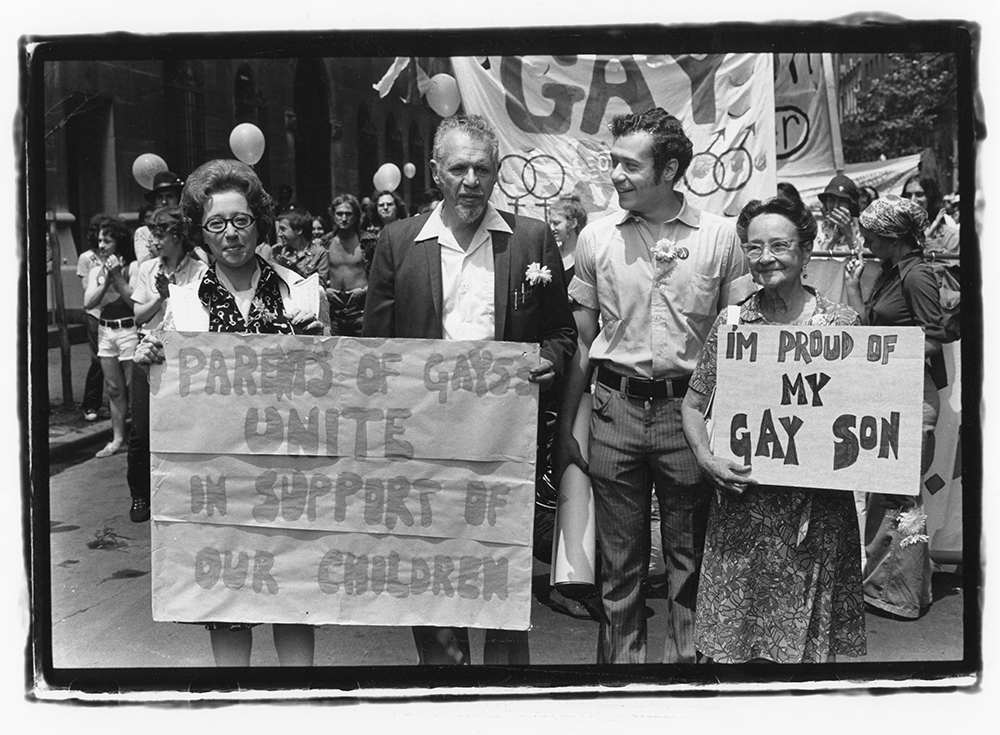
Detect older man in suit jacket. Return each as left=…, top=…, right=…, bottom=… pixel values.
left=362, top=113, right=577, bottom=666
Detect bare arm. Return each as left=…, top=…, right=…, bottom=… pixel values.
left=843, top=254, right=869, bottom=325
left=83, top=265, right=111, bottom=310
left=680, top=389, right=755, bottom=496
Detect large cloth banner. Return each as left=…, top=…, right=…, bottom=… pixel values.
left=923, top=340, right=962, bottom=564
left=784, top=154, right=921, bottom=213
left=714, top=325, right=924, bottom=495
left=149, top=333, right=539, bottom=630
left=451, top=54, right=776, bottom=221
left=774, top=53, right=841, bottom=180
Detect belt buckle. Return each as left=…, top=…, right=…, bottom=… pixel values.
left=623, top=376, right=649, bottom=399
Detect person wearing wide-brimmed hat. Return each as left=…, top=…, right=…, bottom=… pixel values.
left=814, top=173, right=864, bottom=254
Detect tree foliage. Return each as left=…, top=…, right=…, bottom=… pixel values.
left=841, top=53, right=957, bottom=164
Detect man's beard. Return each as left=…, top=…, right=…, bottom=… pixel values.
left=454, top=199, right=486, bottom=224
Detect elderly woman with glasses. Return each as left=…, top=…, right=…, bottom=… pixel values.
left=135, top=159, right=328, bottom=667
left=844, top=194, right=947, bottom=620
left=680, top=196, right=867, bottom=664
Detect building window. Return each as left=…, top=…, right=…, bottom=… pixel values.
left=163, top=60, right=205, bottom=178
left=408, top=121, right=426, bottom=197
left=234, top=63, right=270, bottom=188
left=358, top=104, right=378, bottom=198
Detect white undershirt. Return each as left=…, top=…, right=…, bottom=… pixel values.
left=214, top=262, right=262, bottom=325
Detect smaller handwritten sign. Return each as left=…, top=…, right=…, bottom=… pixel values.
left=713, top=325, right=924, bottom=495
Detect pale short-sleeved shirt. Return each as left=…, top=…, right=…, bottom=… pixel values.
left=414, top=203, right=513, bottom=342
left=77, top=250, right=104, bottom=318
left=814, top=216, right=864, bottom=253
left=131, top=254, right=208, bottom=332
left=568, top=195, right=752, bottom=379
left=134, top=225, right=155, bottom=263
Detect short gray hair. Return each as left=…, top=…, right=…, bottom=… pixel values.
left=432, top=114, right=499, bottom=165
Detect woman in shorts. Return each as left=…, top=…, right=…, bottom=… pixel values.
left=84, top=217, right=138, bottom=458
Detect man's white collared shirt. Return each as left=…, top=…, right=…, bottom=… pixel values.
left=414, top=204, right=513, bottom=341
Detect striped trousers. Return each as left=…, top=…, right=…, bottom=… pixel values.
left=587, top=380, right=710, bottom=664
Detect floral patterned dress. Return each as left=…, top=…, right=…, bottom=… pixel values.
left=689, top=288, right=867, bottom=663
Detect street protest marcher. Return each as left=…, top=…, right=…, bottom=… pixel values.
left=844, top=195, right=947, bottom=619
left=322, top=193, right=369, bottom=336
left=126, top=206, right=208, bottom=522
left=902, top=173, right=960, bottom=255
left=84, top=217, right=139, bottom=459
left=270, top=203, right=331, bottom=285
left=554, top=107, right=754, bottom=664
left=374, top=189, right=408, bottom=228
left=680, top=196, right=867, bottom=663
left=133, top=203, right=157, bottom=264
left=311, top=213, right=330, bottom=246
left=135, top=171, right=185, bottom=262
left=134, top=159, right=327, bottom=666
left=547, top=194, right=588, bottom=285
left=76, top=215, right=111, bottom=422
left=814, top=173, right=864, bottom=253
left=362, top=113, right=577, bottom=665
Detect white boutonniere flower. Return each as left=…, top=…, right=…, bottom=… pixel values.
left=516, top=262, right=553, bottom=310
left=650, top=238, right=689, bottom=263
left=251, top=295, right=277, bottom=325
left=896, top=507, right=929, bottom=548
left=525, top=262, right=553, bottom=287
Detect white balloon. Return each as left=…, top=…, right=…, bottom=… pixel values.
left=373, top=163, right=402, bottom=192
left=132, top=153, right=168, bottom=190
left=403, top=162, right=417, bottom=179
left=426, top=74, right=461, bottom=117
left=229, top=123, right=266, bottom=165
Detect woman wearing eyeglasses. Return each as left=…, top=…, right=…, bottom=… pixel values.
left=135, top=159, right=327, bottom=666
left=680, top=196, right=866, bottom=664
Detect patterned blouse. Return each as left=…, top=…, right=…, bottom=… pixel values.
left=197, top=255, right=297, bottom=334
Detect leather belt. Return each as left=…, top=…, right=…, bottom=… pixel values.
left=99, top=317, right=135, bottom=329
left=596, top=364, right=689, bottom=400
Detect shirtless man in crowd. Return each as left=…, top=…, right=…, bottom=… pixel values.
left=321, top=193, right=368, bottom=336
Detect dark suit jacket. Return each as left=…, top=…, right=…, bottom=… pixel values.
left=362, top=209, right=577, bottom=377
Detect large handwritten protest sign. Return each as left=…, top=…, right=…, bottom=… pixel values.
left=713, top=325, right=924, bottom=495
left=149, top=333, right=539, bottom=629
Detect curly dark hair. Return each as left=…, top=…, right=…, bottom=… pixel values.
left=180, top=159, right=275, bottom=245
left=736, top=196, right=818, bottom=246
left=608, top=107, right=693, bottom=183
left=89, top=215, right=136, bottom=264
left=150, top=206, right=195, bottom=253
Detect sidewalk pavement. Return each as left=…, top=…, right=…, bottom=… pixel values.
left=47, top=341, right=114, bottom=460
